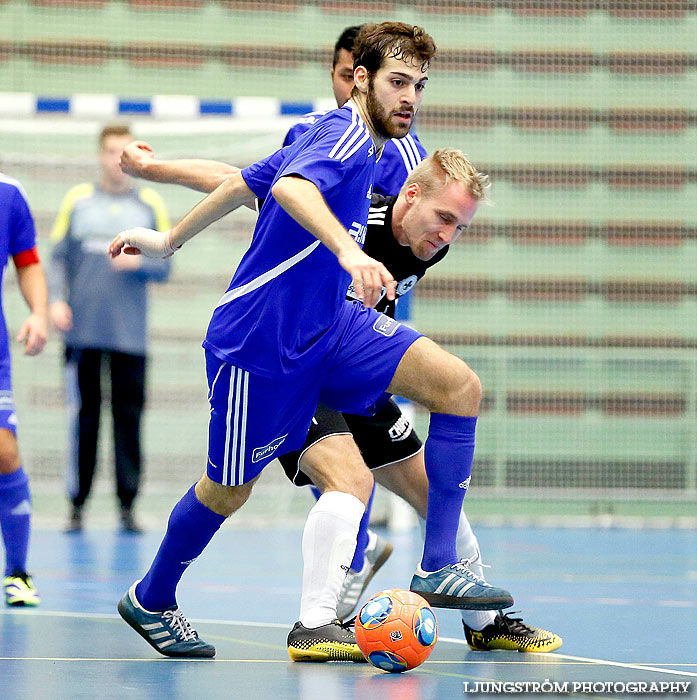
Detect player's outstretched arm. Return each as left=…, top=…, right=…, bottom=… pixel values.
left=121, top=141, right=240, bottom=194
left=271, top=175, right=396, bottom=309
left=109, top=171, right=256, bottom=259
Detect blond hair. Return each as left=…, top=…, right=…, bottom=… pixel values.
left=402, top=148, right=491, bottom=202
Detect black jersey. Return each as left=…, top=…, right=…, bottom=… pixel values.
left=345, top=194, right=448, bottom=318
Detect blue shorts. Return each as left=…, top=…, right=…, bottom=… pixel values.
left=0, top=358, right=17, bottom=435
left=206, top=301, right=422, bottom=485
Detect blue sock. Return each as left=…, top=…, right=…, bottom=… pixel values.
left=136, top=484, right=226, bottom=611
left=0, top=467, right=32, bottom=576
left=421, top=414, right=477, bottom=572
left=350, top=485, right=374, bottom=572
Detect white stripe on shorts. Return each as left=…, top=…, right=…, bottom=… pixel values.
left=221, top=366, right=250, bottom=486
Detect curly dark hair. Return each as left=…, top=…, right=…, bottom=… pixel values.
left=352, top=22, right=437, bottom=75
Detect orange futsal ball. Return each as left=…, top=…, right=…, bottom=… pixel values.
left=355, top=589, right=438, bottom=672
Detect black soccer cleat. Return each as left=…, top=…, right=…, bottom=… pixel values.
left=287, top=618, right=367, bottom=662
left=463, top=612, right=562, bottom=653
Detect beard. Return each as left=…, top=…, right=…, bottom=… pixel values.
left=366, top=80, right=412, bottom=139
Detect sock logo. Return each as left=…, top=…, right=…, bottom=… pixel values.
left=459, top=477, right=471, bottom=491
left=180, top=557, right=199, bottom=566
left=10, top=499, right=31, bottom=516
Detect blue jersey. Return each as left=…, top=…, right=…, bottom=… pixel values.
left=203, top=101, right=376, bottom=377
left=0, top=175, right=38, bottom=358
left=284, top=111, right=426, bottom=196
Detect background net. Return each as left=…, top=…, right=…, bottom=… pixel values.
left=1, top=0, right=696, bottom=527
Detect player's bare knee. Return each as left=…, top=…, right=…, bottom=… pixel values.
left=353, top=467, right=374, bottom=506
left=0, top=430, right=21, bottom=474
left=195, top=474, right=256, bottom=517
left=428, top=362, right=481, bottom=416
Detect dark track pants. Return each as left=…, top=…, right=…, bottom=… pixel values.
left=65, top=347, right=146, bottom=509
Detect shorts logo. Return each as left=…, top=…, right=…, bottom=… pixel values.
left=459, top=476, right=471, bottom=491
left=396, top=275, right=418, bottom=297
left=252, top=433, right=288, bottom=463
left=373, top=315, right=400, bottom=337
left=388, top=415, right=412, bottom=442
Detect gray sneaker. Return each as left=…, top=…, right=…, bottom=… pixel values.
left=411, top=559, right=514, bottom=610
left=337, top=530, right=393, bottom=621
left=117, top=581, right=215, bottom=658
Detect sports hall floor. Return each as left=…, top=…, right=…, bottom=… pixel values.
left=1, top=524, right=695, bottom=699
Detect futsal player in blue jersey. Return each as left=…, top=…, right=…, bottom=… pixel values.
left=283, top=24, right=424, bottom=612
left=111, top=22, right=514, bottom=661
left=0, top=174, right=49, bottom=607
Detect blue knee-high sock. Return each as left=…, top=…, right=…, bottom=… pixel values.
left=0, top=467, right=32, bottom=576
left=349, top=485, right=374, bottom=572
left=421, top=414, right=477, bottom=572
left=136, top=485, right=226, bottom=611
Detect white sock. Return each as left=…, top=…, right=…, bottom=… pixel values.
left=299, top=491, right=365, bottom=629
left=418, top=511, right=496, bottom=631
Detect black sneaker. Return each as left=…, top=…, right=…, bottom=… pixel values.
left=287, top=618, right=367, bottom=662
left=65, top=506, right=83, bottom=534
left=463, top=612, right=562, bottom=653
left=121, top=508, right=143, bottom=534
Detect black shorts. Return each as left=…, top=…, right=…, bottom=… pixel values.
left=278, top=398, right=424, bottom=487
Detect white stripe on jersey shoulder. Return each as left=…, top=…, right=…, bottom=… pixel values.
left=392, top=138, right=417, bottom=172
left=0, top=173, right=29, bottom=201
left=404, top=134, right=424, bottom=165
left=328, top=103, right=358, bottom=159
left=296, top=110, right=330, bottom=126
left=341, top=130, right=371, bottom=162
left=329, top=101, right=370, bottom=161
left=215, top=240, right=321, bottom=309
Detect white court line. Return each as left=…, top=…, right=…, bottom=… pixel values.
left=439, top=636, right=697, bottom=679
left=2, top=609, right=695, bottom=678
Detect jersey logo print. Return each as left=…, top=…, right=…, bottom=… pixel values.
left=348, top=221, right=367, bottom=246
left=396, top=275, right=419, bottom=296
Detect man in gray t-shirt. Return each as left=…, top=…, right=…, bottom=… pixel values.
left=48, top=124, right=170, bottom=534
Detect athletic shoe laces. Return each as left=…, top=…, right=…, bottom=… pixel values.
left=162, top=608, right=199, bottom=641
left=340, top=616, right=357, bottom=631
left=8, top=571, right=33, bottom=586
left=496, top=612, right=536, bottom=636
left=451, top=560, right=487, bottom=586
